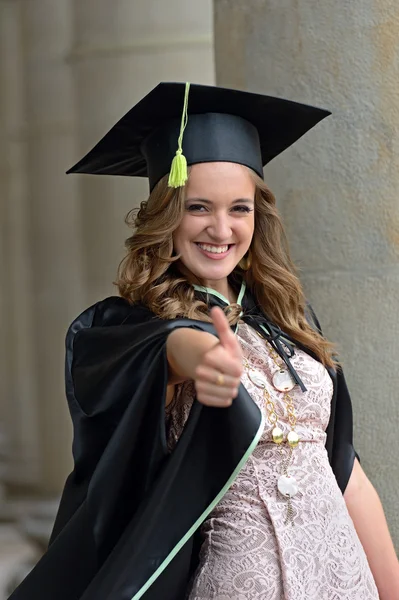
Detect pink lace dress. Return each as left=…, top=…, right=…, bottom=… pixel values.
left=166, top=323, right=379, bottom=599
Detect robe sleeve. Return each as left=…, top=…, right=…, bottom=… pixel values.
left=51, top=297, right=207, bottom=550
left=9, top=296, right=263, bottom=600
left=10, top=298, right=208, bottom=600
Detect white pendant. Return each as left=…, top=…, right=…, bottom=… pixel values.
left=248, top=369, right=267, bottom=389
left=277, top=475, right=299, bottom=498
left=272, top=368, right=296, bottom=392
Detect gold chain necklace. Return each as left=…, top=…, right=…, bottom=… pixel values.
left=243, top=336, right=300, bottom=525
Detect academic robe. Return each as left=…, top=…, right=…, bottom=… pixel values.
left=9, top=288, right=358, bottom=600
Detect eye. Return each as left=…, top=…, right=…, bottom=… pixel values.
left=232, top=205, right=253, bottom=213
left=186, top=204, right=208, bottom=212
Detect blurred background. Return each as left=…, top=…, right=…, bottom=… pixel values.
left=0, top=0, right=398, bottom=596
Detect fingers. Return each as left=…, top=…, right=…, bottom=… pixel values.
left=195, top=381, right=239, bottom=399
left=201, top=344, right=243, bottom=378
left=195, top=365, right=240, bottom=393
left=195, top=378, right=239, bottom=407
left=196, top=394, right=235, bottom=407
left=210, top=307, right=242, bottom=359
left=194, top=361, right=242, bottom=408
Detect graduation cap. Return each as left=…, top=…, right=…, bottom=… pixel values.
left=67, top=82, right=330, bottom=191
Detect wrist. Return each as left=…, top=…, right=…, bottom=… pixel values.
left=167, top=328, right=217, bottom=383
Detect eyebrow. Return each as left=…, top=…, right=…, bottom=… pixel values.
left=185, top=198, right=254, bottom=205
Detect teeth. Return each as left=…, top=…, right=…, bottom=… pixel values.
left=197, top=243, right=229, bottom=254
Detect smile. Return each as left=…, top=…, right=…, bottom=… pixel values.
left=195, top=242, right=234, bottom=259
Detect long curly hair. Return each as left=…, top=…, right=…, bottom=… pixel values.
left=116, top=170, right=337, bottom=368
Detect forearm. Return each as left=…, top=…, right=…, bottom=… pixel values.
left=166, top=328, right=217, bottom=384
left=344, top=459, right=399, bottom=599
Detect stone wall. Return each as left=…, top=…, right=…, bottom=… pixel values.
left=0, top=1, right=214, bottom=595
left=214, top=0, right=399, bottom=548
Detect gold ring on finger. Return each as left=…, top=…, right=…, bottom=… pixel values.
left=216, top=373, right=225, bottom=386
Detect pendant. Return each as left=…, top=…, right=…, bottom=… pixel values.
left=248, top=369, right=267, bottom=389
left=287, top=431, right=300, bottom=447
left=272, top=426, right=284, bottom=444
left=272, top=368, right=296, bottom=392
left=277, top=474, right=299, bottom=498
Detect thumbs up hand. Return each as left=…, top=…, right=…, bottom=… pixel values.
left=194, top=307, right=243, bottom=407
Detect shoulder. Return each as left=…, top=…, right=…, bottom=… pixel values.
left=67, top=296, right=157, bottom=338
left=92, top=296, right=156, bottom=327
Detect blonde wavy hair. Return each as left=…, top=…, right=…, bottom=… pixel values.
left=116, top=170, right=337, bottom=368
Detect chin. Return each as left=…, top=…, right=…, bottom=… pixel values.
left=190, top=266, right=234, bottom=282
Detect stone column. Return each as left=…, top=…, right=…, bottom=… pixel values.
left=0, top=0, right=40, bottom=490
left=0, top=4, right=42, bottom=596
left=19, top=0, right=86, bottom=494
left=69, top=0, right=215, bottom=304
left=215, top=0, right=399, bottom=546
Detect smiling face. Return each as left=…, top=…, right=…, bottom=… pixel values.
left=172, top=162, right=256, bottom=296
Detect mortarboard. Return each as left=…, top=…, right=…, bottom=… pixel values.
left=67, top=82, right=330, bottom=191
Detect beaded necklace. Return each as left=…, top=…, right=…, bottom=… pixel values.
left=193, top=280, right=302, bottom=524
left=243, top=332, right=300, bottom=525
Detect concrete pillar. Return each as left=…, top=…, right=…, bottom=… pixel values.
left=19, top=0, right=86, bottom=494
left=0, top=5, right=42, bottom=596
left=0, top=0, right=40, bottom=489
left=215, top=0, right=399, bottom=546
left=69, top=0, right=215, bottom=304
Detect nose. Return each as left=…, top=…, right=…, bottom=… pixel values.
left=207, top=213, right=232, bottom=242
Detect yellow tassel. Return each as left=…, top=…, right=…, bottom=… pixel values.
left=168, top=149, right=188, bottom=188
left=168, top=82, right=190, bottom=188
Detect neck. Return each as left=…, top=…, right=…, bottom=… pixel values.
left=193, top=277, right=246, bottom=306
left=203, top=278, right=236, bottom=303
left=177, top=264, right=241, bottom=304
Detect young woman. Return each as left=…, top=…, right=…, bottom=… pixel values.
left=10, top=83, right=398, bottom=600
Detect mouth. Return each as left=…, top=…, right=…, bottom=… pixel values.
left=194, top=242, right=234, bottom=260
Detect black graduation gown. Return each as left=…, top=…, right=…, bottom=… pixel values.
left=9, top=291, right=358, bottom=600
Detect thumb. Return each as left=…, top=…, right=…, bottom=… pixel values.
left=210, top=306, right=241, bottom=357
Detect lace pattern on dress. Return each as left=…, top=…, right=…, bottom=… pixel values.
left=166, top=323, right=378, bottom=599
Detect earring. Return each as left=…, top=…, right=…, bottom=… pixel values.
left=238, top=249, right=252, bottom=271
